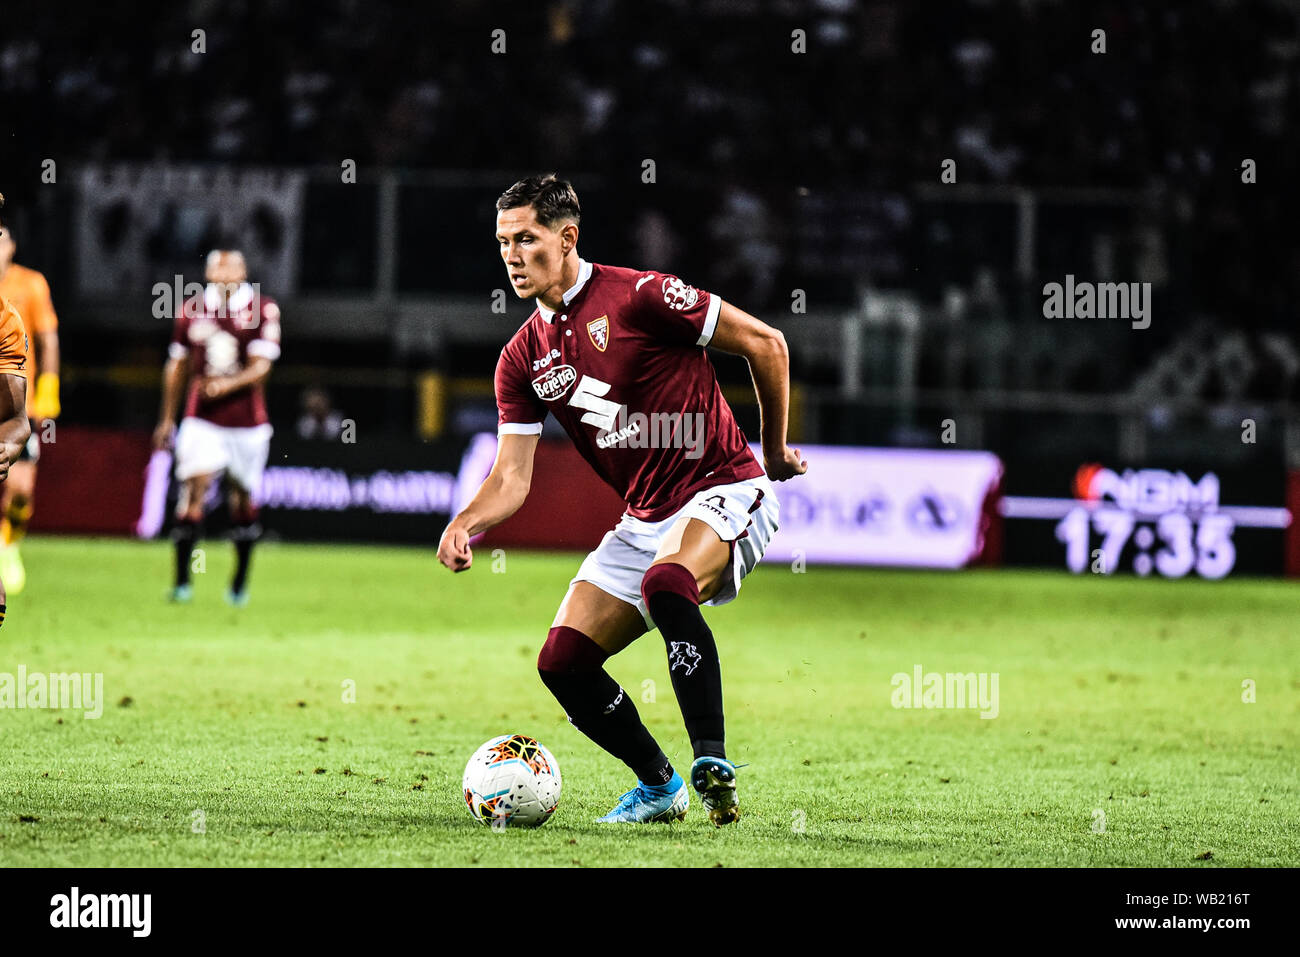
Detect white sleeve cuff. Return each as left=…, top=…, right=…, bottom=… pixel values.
left=498, top=421, right=544, bottom=436
left=248, top=340, right=281, bottom=361
left=696, top=294, right=722, bottom=347
left=168, top=342, right=190, bottom=360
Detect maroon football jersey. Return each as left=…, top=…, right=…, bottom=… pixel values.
left=169, top=283, right=281, bottom=428
left=496, top=259, right=763, bottom=521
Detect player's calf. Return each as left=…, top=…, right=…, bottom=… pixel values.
left=536, top=625, right=675, bottom=788
left=641, top=562, right=727, bottom=761
left=1, top=491, right=32, bottom=545
left=229, top=503, right=262, bottom=602
left=0, top=490, right=33, bottom=595
left=171, top=516, right=201, bottom=595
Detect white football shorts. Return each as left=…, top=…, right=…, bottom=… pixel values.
left=174, top=416, right=273, bottom=492
left=571, top=474, right=780, bottom=629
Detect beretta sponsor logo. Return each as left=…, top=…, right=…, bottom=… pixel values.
left=531, top=364, right=578, bottom=401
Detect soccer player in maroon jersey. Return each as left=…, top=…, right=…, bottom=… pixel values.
left=153, top=249, right=282, bottom=606
left=438, top=175, right=806, bottom=825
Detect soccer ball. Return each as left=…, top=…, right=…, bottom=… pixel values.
left=462, top=734, right=562, bottom=828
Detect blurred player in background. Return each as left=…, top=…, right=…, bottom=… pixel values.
left=153, top=249, right=281, bottom=605
left=439, top=175, right=806, bottom=826
left=0, top=214, right=60, bottom=595
left=0, top=194, right=34, bottom=627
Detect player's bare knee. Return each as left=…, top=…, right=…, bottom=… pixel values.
left=697, top=571, right=726, bottom=604
left=5, top=463, right=35, bottom=500
left=179, top=478, right=210, bottom=521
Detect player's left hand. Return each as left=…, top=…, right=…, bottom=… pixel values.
left=437, top=523, right=474, bottom=572
left=202, top=377, right=235, bottom=400
left=765, top=445, right=807, bottom=482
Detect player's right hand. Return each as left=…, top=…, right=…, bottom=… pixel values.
left=152, top=420, right=176, bottom=451
left=437, top=523, right=473, bottom=572
left=765, top=445, right=808, bottom=482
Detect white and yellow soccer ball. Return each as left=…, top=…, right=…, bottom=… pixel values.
left=462, top=734, right=562, bottom=828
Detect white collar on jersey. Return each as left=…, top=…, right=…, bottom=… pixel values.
left=204, top=281, right=255, bottom=313
left=536, top=258, right=592, bottom=323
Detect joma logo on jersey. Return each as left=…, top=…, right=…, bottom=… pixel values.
left=531, top=364, right=578, bottom=401
left=532, top=348, right=562, bottom=372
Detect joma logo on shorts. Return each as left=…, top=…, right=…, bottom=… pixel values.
left=697, top=503, right=729, bottom=523
left=532, top=364, right=577, bottom=401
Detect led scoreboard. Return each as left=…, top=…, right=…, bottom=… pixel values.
left=1001, top=465, right=1293, bottom=579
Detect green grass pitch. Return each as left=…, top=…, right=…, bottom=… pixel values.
left=2, top=536, right=1296, bottom=867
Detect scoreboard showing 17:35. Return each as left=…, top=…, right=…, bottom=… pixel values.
left=1054, top=502, right=1235, bottom=578
left=1002, top=465, right=1293, bottom=580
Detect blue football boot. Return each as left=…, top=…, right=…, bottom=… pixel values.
left=595, top=771, right=689, bottom=823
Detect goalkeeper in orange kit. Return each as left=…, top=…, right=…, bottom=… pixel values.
left=0, top=193, right=35, bottom=625
left=0, top=211, right=60, bottom=594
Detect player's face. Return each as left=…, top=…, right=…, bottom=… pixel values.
left=496, top=207, right=567, bottom=300
left=205, top=251, right=248, bottom=295
left=0, top=228, right=14, bottom=272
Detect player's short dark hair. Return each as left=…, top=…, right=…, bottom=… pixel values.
left=496, top=174, right=580, bottom=231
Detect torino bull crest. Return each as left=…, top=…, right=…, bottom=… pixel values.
left=587, top=315, right=609, bottom=351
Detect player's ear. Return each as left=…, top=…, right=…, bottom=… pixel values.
left=561, top=221, right=579, bottom=254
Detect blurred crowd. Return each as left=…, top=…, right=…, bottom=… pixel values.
left=4, top=0, right=1297, bottom=398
